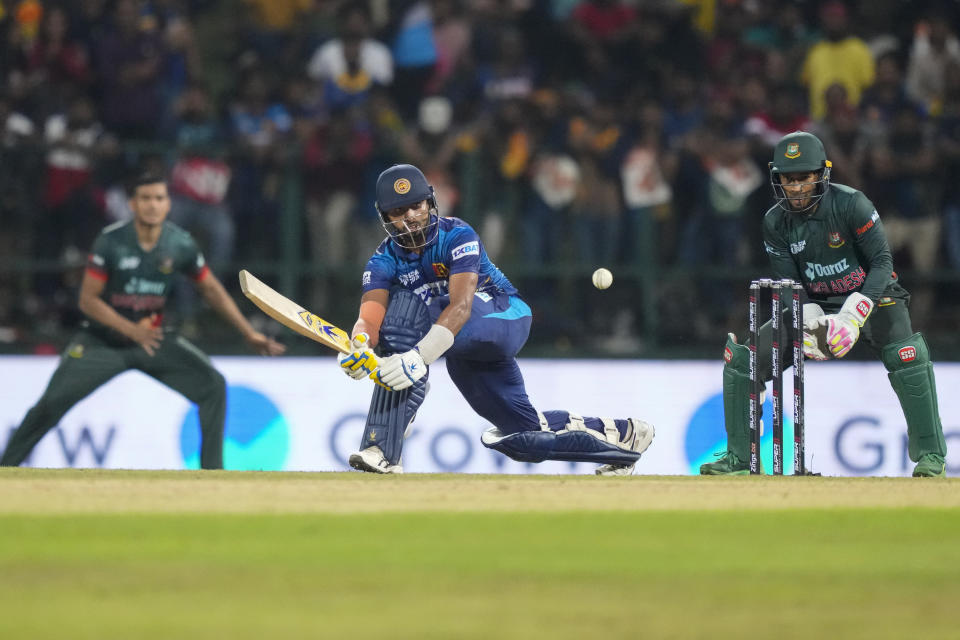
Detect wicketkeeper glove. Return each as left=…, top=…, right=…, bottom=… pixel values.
left=801, top=303, right=830, bottom=361
left=819, top=292, right=874, bottom=359
left=337, top=333, right=379, bottom=381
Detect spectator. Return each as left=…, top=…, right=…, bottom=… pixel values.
left=905, top=8, right=960, bottom=116
left=94, top=0, right=166, bottom=138
left=861, top=52, right=924, bottom=138
left=41, top=95, right=115, bottom=260
left=864, top=104, right=940, bottom=326
left=801, top=0, right=875, bottom=121
left=168, top=85, right=234, bottom=272
left=24, top=5, right=91, bottom=116
left=937, top=61, right=960, bottom=272
left=228, top=69, right=294, bottom=259
left=307, top=3, right=393, bottom=110
left=386, top=0, right=438, bottom=118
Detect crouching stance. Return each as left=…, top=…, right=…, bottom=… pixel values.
left=701, top=131, right=947, bottom=477
left=337, top=164, right=654, bottom=475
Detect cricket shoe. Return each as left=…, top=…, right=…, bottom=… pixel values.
left=699, top=450, right=766, bottom=475
left=912, top=453, right=946, bottom=478
left=596, top=419, right=655, bottom=476
left=348, top=446, right=403, bottom=474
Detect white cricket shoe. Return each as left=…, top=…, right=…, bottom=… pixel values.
left=596, top=419, right=655, bottom=476
left=348, top=446, right=403, bottom=474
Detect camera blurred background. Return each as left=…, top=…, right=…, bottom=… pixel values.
left=1, top=0, right=959, bottom=358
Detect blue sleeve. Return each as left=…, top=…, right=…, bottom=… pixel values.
left=362, top=251, right=396, bottom=292
left=446, top=227, right=481, bottom=275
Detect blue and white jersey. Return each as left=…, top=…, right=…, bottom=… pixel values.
left=362, top=217, right=517, bottom=303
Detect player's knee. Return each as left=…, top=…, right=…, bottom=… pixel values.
left=881, top=332, right=930, bottom=372
left=723, top=332, right=750, bottom=374
left=380, top=287, right=432, bottom=354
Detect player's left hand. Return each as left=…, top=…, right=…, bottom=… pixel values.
left=246, top=331, right=286, bottom=356
left=374, top=349, right=427, bottom=391
left=820, top=292, right=874, bottom=359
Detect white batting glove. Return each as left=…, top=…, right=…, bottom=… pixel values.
left=373, top=348, right=427, bottom=391
left=820, top=292, right=874, bottom=359
left=337, top=333, right=379, bottom=381
left=801, top=303, right=830, bottom=361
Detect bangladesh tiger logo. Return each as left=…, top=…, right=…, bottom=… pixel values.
left=828, top=231, right=845, bottom=248
left=785, top=143, right=801, bottom=159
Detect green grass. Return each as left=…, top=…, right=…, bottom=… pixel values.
left=2, top=509, right=959, bottom=639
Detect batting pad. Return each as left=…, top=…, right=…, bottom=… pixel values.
left=358, top=287, right=433, bottom=465
left=480, top=428, right=641, bottom=466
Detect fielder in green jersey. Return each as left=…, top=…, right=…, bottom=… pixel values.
left=0, top=173, right=285, bottom=470
left=701, top=131, right=947, bottom=477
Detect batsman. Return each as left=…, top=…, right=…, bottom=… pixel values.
left=0, top=173, right=285, bottom=469
left=336, top=164, right=654, bottom=475
left=701, top=131, right=948, bottom=477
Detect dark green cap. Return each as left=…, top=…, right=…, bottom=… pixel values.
left=770, top=131, right=829, bottom=173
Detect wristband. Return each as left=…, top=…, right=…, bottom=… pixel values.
left=415, top=324, right=455, bottom=364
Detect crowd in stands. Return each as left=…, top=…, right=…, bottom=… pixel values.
left=1, top=0, right=960, bottom=356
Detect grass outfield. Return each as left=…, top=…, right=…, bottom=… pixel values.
left=1, top=470, right=958, bottom=639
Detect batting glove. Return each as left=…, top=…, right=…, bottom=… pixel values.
left=338, top=333, right=379, bottom=381
left=821, top=292, right=874, bottom=359
left=373, top=348, right=427, bottom=391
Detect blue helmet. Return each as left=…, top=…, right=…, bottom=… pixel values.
left=375, top=164, right=440, bottom=250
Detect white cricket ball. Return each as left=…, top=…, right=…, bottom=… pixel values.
left=591, top=267, right=613, bottom=290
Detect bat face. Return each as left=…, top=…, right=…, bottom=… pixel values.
left=296, top=310, right=352, bottom=349
left=239, top=270, right=352, bottom=354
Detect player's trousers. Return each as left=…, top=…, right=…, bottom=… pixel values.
left=427, top=291, right=542, bottom=435
left=0, top=329, right=226, bottom=469
left=748, top=284, right=914, bottom=380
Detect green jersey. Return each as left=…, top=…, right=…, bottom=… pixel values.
left=762, top=183, right=895, bottom=304
left=84, top=220, right=208, bottom=339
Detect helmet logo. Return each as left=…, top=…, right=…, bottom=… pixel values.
left=394, top=178, right=411, bottom=194
left=785, top=143, right=801, bottom=159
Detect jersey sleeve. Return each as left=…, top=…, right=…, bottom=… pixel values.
left=847, top=192, right=892, bottom=301
left=362, top=250, right=397, bottom=292
left=181, top=234, right=210, bottom=282
left=762, top=213, right=803, bottom=282
left=85, top=233, right=111, bottom=281
left=445, top=226, right=481, bottom=275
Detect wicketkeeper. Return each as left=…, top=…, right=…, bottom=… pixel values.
left=701, top=131, right=948, bottom=477
left=336, top=164, right=655, bottom=475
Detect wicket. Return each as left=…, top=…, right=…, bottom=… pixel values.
left=748, top=278, right=806, bottom=475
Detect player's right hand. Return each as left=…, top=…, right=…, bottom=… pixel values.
left=132, top=314, right=164, bottom=356
left=801, top=303, right=830, bottom=361
left=338, top=332, right=379, bottom=380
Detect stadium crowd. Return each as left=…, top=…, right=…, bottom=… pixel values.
left=1, top=0, right=960, bottom=356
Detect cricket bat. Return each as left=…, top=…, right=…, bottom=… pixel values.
left=238, top=269, right=353, bottom=354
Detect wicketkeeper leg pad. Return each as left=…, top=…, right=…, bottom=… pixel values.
left=881, top=332, right=947, bottom=461
left=359, top=288, right=432, bottom=465
left=722, top=333, right=754, bottom=461
left=480, top=410, right=642, bottom=466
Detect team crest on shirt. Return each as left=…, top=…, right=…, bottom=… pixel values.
left=785, top=143, right=801, bottom=159
left=878, top=296, right=895, bottom=307
left=432, top=263, right=449, bottom=278
left=68, top=343, right=84, bottom=358
left=394, top=178, right=411, bottom=194
left=828, top=232, right=845, bottom=248
left=159, top=257, right=174, bottom=273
